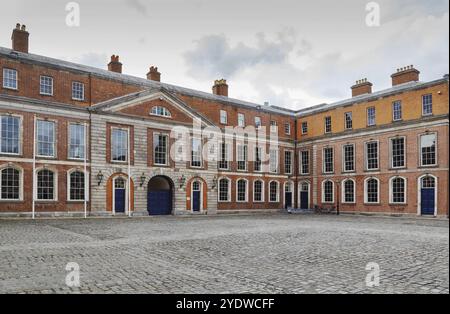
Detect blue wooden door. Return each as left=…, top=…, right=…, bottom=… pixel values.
left=285, top=192, right=292, bottom=209
left=300, top=192, right=309, bottom=209
left=115, top=189, right=126, bottom=213
left=192, top=191, right=201, bottom=212
left=148, top=191, right=172, bottom=215
left=421, top=189, right=435, bottom=215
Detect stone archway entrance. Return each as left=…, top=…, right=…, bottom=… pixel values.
left=147, top=176, right=174, bottom=215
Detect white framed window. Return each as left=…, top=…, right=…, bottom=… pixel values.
left=253, top=180, right=264, bottom=202
left=72, top=82, right=85, bottom=101
left=269, top=181, right=279, bottom=202
left=364, top=177, right=379, bottom=204
left=218, top=142, right=230, bottom=170
left=269, top=149, right=279, bottom=173
left=390, top=176, right=406, bottom=204
left=270, top=120, right=278, bottom=133
left=151, top=106, right=172, bottom=118
left=300, top=150, right=309, bottom=175
left=284, top=150, right=293, bottom=174
left=343, top=144, right=355, bottom=172
left=68, top=123, right=86, bottom=160
left=422, top=94, right=433, bottom=116
left=191, top=137, right=202, bottom=168
left=392, top=101, right=402, bottom=121
left=36, top=169, right=57, bottom=201
left=218, top=177, right=231, bottom=202
left=68, top=170, right=87, bottom=201
left=237, top=144, right=248, bottom=171
left=390, top=137, right=405, bottom=169
left=111, top=128, right=128, bottom=162
left=322, top=180, right=334, bottom=203
left=344, top=112, right=353, bottom=130
left=153, top=133, right=169, bottom=165
left=324, top=116, right=332, bottom=133
left=236, top=179, right=248, bottom=202
left=0, top=115, right=21, bottom=155
left=323, top=147, right=334, bottom=173
left=40, top=76, right=53, bottom=96
left=420, top=133, right=436, bottom=166
left=238, top=113, right=245, bottom=127
left=3, top=68, right=18, bottom=90
left=255, top=116, right=262, bottom=129
left=367, top=107, right=376, bottom=126
left=36, top=120, right=56, bottom=157
left=342, top=179, right=355, bottom=204
left=284, top=123, right=291, bottom=135
left=220, top=110, right=228, bottom=124
left=301, top=122, right=308, bottom=134
left=0, top=166, right=22, bottom=201
left=365, top=141, right=379, bottom=170
left=254, top=146, right=262, bottom=172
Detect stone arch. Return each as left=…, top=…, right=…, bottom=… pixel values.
left=106, top=173, right=135, bottom=213
left=186, top=176, right=208, bottom=212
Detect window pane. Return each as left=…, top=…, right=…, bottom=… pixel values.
left=191, top=138, right=202, bottom=167
left=72, top=82, right=84, bottom=100
left=0, top=116, right=20, bottom=154
left=112, top=129, right=128, bottom=162
left=422, top=94, right=433, bottom=115
left=323, top=148, right=334, bottom=173
left=70, top=171, right=85, bottom=201
left=37, top=120, right=55, bottom=157
left=344, top=180, right=354, bottom=203
left=40, top=76, right=53, bottom=95
left=343, top=145, right=354, bottom=172
left=219, top=179, right=229, bottom=201
left=284, top=151, right=292, bottom=174
left=254, top=181, right=263, bottom=202
left=391, top=138, right=405, bottom=168
left=3, top=69, right=18, bottom=89
left=301, top=151, right=309, bottom=174
left=37, top=170, right=54, bottom=200
left=367, top=107, right=376, bottom=126
left=324, top=181, right=333, bottom=202
left=154, top=134, right=168, bottom=165
left=420, top=134, right=436, bottom=166
left=237, top=180, right=247, bottom=201
left=366, top=142, right=378, bottom=170
left=366, top=179, right=378, bottom=203
left=269, top=149, right=278, bottom=173
left=270, top=182, right=278, bottom=202
left=393, top=101, right=402, bottom=121
left=1, top=168, right=20, bottom=200
left=69, top=124, right=85, bottom=159
left=392, top=178, right=405, bottom=203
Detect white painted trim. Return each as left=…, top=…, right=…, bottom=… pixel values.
left=35, top=118, right=57, bottom=159
left=342, top=143, right=355, bottom=173
left=112, top=175, right=129, bottom=215
left=217, top=176, right=231, bottom=203
left=364, top=139, right=380, bottom=171
left=299, top=150, right=310, bottom=175
left=283, top=180, right=294, bottom=208
left=34, top=167, right=58, bottom=202
left=39, top=75, right=54, bottom=96
left=389, top=176, right=407, bottom=205
left=417, top=174, right=438, bottom=217
left=236, top=178, right=249, bottom=203
left=66, top=168, right=90, bottom=202
left=0, top=164, right=24, bottom=201
left=364, top=177, right=380, bottom=204
left=321, top=179, right=334, bottom=204
left=388, top=136, right=406, bottom=169
left=341, top=178, right=356, bottom=204
left=253, top=179, right=265, bottom=203
left=268, top=180, right=280, bottom=203
left=284, top=150, right=294, bottom=175
left=322, top=146, right=334, bottom=174
left=236, top=144, right=248, bottom=171
left=190, top=179, right=204, bottom=213
left=152, top=132, right=170, bottom=166
left=110, top=126, right=130, bottom=163
left=0, top=113, right=23, bottom=156
left=0, top=101, right=90, bottom=119
left=67, top=122, right=89, bottom=161
left=298, top=181, right=311, bottom=209
left=418, top=132, right=438, bottom=167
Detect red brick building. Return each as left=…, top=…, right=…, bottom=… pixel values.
left=0, top=24, right=448, bottom=217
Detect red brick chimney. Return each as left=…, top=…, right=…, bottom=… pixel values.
left=147, top=66, right=161, bottom=82
left=11, top=23, right=29, bottom=53
left=108, top=55, right=122, bottom=73
left=391, top=65, right=420, bottom=86
left=212, top=79, right=228, bottom=97
left=351, top=78, right=373, bottom=97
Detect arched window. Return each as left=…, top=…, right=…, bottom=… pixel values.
left=69, top=171, right=85, bottom=201
left=0, top=167, right=20, bottom=200
left=151, top=106, right=172, bottom=118
left=192, top=181, right=200, bottom=191
left=322, top=180, right=334, bottom=203
left=253, top=180, right=264, bottom=202
left=218, top=178, right=230, bottom=202
left=365, top=177, right=379, bottom=204
left=236, top=179, right=248, bottom=202
left=269, top=181, right=279, bottom=202
left=37, top=169, right=56, bottom=200
left=342, top=179, right=355, bottom=203
left=390, top=177, right=406, bottom=204
left=421, top=176, right=435, bottom=188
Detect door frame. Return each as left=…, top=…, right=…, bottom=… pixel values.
left=191, top=179, right=203, bottom=213
left=417, top=174, right=438, bottom=216
left=298, top=181, right=310, bottom=210
left=283, top=181, right=294, bottom=209
left=112, top=176, right=128, bottom=215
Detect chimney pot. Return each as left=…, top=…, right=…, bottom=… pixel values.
left=391, top=65, right=420, bottom=86
left=147, top=66, right=161, bottom=82
left=351, top=78, right=373, bottom=97
left=11, top=23, right=29, bottom=53
left=107, top=54, right=122, bottom=73
left=212, top=79, right=228, bottom=97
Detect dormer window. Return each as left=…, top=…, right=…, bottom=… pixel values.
left=151, top=106, right=172, bottom=118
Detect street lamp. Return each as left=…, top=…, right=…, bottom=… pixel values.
left=96, top=171, right=104, bottom=186
left=139, top=173, right=147, bottom=187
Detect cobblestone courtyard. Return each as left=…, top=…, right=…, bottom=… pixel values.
left=0, top=214, right=448, bottom=294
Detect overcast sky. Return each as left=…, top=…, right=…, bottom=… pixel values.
left=1, top=0, right=448, bottom=109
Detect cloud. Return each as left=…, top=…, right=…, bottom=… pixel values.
left=125, top=0, right=148, bottom=16
left=71, top=53, right=108, bottom=69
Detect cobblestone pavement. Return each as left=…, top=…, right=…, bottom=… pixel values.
left=0, top=214, right=448, bottom=294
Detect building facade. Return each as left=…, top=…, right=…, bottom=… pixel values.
left=0, top=24, right=448, bottom=218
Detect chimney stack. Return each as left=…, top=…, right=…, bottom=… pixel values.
left=108, top=55, right=122, bottom=73
left=212, top=79, right=228, bottom=97
left=391, top=65, right=420, bottom=86
left=351, top=78, right=373, bottom=97
left=11, top=23, right=29, bottom=53
left=147, top=66, right=161, bottom=82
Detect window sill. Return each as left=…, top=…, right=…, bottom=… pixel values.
left=40, top=93, right=54, bottom=97
left=389, top=203, right=407, bottom=206
left=36, top=156, right=57, bottom=160
left=341, top=202, right=356, bottom=205
left=342, top=170, right=356, bottom=174
left=418, top=165, right=438, bottom=169
left=72, top=98, right=85, bottom=102
left=67, top=200, right=89, bottom=203
left=3, top=86, right=18, bottom=91
left=0, top=152, right=22, bottom=157
left=0, top=199, right=24, bottom=203
left=389, top=167, right=406, bottom=171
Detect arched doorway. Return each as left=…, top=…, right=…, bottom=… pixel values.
left=114, top=177, right=127, bottom=213
left=147, top=176, right=174, bottom=215
left=284, top=181, right=294, bottom=209
left=191, top=180, right=202, bottom=212
left=299, top=182, right=310, bottom=210
left=418, top=175, right=437, bottom=216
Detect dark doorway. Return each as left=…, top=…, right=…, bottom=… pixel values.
left=147, top=176, right=174, bottom=215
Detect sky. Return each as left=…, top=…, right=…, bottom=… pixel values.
left=0, top=0, right=448, bottom=109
